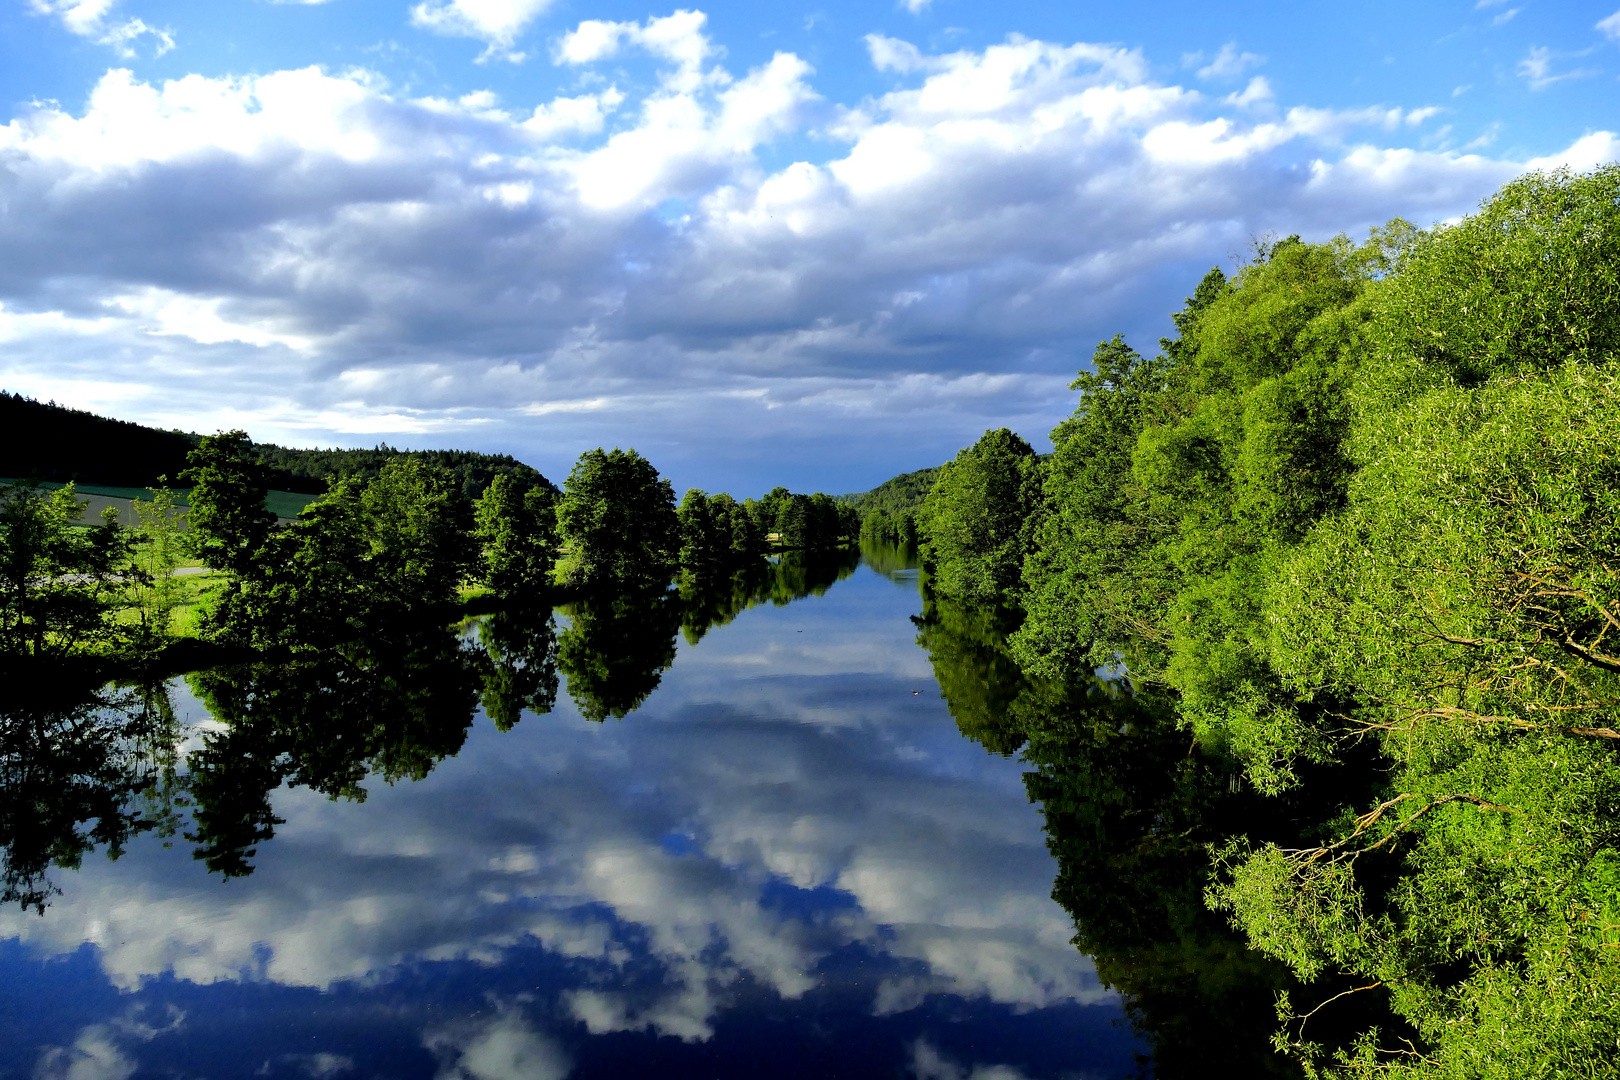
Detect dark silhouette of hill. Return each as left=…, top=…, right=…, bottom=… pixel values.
left=1, top=391, right=553, bottom=498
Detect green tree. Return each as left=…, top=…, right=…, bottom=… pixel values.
left=553, top=448, right=679, bottom=591
left=0, top=482, right=134, bottom=658
left=916, top=428, right=1044, bottom=604
left=183, top=430, right=276, bottom=578
left=359, top=456, right=475, bottom=611
left=127, top=484, right=187, bottom=648
left=249, top=459, right=475, bottom=650
left=182, top=431, right=278, bottom=644
left=474, top=472, right=557, bottom=598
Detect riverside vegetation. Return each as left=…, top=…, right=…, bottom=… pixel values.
left=1, top=432, right=867, bottom=907
left=5, top=165, right=1616, bottom=1076
left=912, top=165, right=1620, bottom=1077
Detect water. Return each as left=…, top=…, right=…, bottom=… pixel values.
left=0, top=550, right=1152, bottom=1079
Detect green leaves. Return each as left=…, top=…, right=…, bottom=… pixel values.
left=917, top=427, right=1044, bottom=604
left=0, top=481, right=135, bottom=658
left=990, top=168, right=1620, bottom=1073
left=553, top=448, right=679, bottom=592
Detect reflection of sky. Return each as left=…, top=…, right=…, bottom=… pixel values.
left=0, top=560, right=1142, bottom=1079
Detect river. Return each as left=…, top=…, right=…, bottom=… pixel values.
left=1, top=547, right=1183, bottom=1079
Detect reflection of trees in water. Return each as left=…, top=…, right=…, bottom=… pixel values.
left=913, top=597, right=1395, bottom=1077
left=767, top=547, right=860, bottom=604
left=557, top=590, right=681, bottom=722
left=857, top=540, right=919, bottom=580
left=1, top=554, right=869, bottom=902
left=675, top=547, right=861, bottom=647
left=185, top=626, right=485, bottom=876
left=473, top=606, right=559, bottom=732
left=0, top=665, right=179, bottom=912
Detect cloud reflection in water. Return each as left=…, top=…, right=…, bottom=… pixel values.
left=0, top=555, right=1140, bottom=1077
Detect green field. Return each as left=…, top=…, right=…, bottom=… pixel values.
left=2, top=479, right=318, bottom=519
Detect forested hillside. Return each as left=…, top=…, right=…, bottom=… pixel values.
left=1, top=391, right=200, bottom=487
left=839, top=464, right=941, bottom=545
left=251, top=443, right=552, bottom=500
left=914, top=166, right=1620, bottom=1076
left=1, top=393, right=551, bottom=499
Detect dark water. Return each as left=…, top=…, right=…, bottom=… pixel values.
left=0, top=550, right=1161, bottom=1080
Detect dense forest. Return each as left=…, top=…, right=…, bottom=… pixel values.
left=912, top=166, right=1620, bottom=1076
left=838, top=464, right=941, bottom=546
left=1, top=393, right=549, bottom=500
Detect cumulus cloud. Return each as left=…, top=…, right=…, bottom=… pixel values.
left=0, top=15, right=1605, bottom=491
left=28, top=0, right=173, bottom=57
left=426, top=1012, right=572, bottom=1080
left=911, top=1039, right=1031, bottom=1080
left=34, top=1005, right=184, bottom=1080
left=410, top=0, right=557, bottom=60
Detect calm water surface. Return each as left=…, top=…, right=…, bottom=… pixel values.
left=0, top=550, right=1149, bottom=1079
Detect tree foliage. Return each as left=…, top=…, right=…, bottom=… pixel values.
left=554, top=448, right=679, bottom=592
left=939, top=165, right=1620, bottom=1075
left=917, top=427, right=1044, bottom=603
left=0, top=482, right=134, bottom=658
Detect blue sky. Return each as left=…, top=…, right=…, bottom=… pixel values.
left=2, top=0, right=1617, bottom=495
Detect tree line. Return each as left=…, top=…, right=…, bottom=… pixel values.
left=0, top=435, right=858, bottom=664
left=1, top=390, right=551, bottom=500
left=911, top=166, right=1620, bottom=1076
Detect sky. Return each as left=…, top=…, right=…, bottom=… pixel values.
left=1, top=0, right=1618, bottom=495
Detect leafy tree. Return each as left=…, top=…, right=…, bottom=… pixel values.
left=247, top=459, right=475, bottom=650
left=474, top=473, right=557, bottom=599
left=183, top=431, right=276, bottom=579
left=359, top=456, right=476, bottom=612
left=916, top=428, right=1044, bottom=604
left=183, top=431, right=278, bottom=644
left=983, top=167, right=1620, bottom=1075
left=0, top=482, right=134, bottom=658
left=554, top=448, right=679, bottom=592
left=127, top=484, right=187, bottom=648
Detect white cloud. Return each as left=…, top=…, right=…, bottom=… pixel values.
left=410, top=0, right=557, bottom=60
left=28, top=0, right=173, bottom=57
left=1518, top=45, right=1596, bottom=89
left=0, top=18, right=1597, bottom=492
left=34, top=1006, right=183, bottom=1080
left=1599, top=9, right=1620, bottom=41
left=426, top=1013, right=572, bottom=1080
left=911, top=1039, right=1032, bottom=1080
left=1194, top=41, right=1263, bottom=81
left=900, top=0, right=934, bottom=13
left=1222, top=75, right=1274, bottom=108
left=556, top=9, right=719, bottom=90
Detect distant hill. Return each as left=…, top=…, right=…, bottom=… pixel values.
left=837, top=464, right=942, bottom=519
left=1, top=390, right=200, bottom=489
left=252, top=443, right=555, bottom=500
left=1, top=391, right=554, bottom=501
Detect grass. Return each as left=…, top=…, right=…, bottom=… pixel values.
left=2, top=479, right=319, bottom=520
